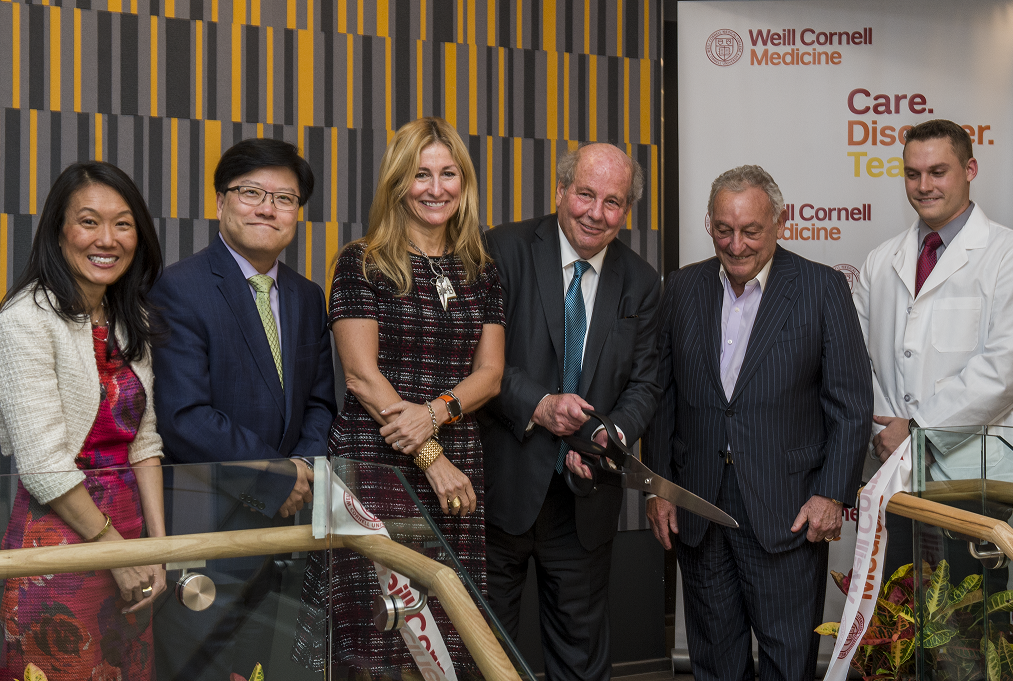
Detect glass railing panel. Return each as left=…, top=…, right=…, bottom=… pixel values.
left=323, top=457, right=537, bottom=681
left=0, top=458, right=532, bottom=681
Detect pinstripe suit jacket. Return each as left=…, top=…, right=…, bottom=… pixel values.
left=644, top=246, right=872, bottom=554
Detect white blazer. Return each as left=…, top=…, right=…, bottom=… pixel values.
left=854, top=204, right=1013, bottom=481
left=0, top=288, right=162, bottom=504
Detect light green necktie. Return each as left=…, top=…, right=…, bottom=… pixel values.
left=248, top=274, right=283, bottom=389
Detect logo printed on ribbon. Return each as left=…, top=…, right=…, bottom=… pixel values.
left=344, top=490, right=384, bottom=531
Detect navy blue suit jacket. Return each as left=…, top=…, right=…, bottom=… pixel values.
left=150, top=236, right=336, bottom=523
left=644, top=247, right=872, bottom=554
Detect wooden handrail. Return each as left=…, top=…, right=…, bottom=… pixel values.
left=0, top=527, right=522, bottom=681
left=887, top=491, right=1013, bottom=560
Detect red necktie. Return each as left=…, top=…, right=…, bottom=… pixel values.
left=915, top=231, right=943, bottom=296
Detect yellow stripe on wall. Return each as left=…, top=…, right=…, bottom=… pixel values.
left=50, top=7, right=60, bottom=111
left=542, top=2, right=555, bottom=52
left=516, top=1, right=522, bottom=49
left=170, top=118, right=178, bottom=218
left=357, top=0, right=363, bottom=34
left=338, top=0, right=347, bottom=34
left=211, top=0, right=218, bottom=23
left=644, top=0, right=650, bottom=58
left=513, top=137, right=522, bottom=221
left=457, top=0, right=464, bottom=44
left=252, top=0, right=261, bottom=26
left=74, top=9, right=81, bottom=111
left=486, top=0, right=495, bottom=47
left=589, top=55, right=597, bottom=140
left=204, top=120, right=221, bottom=219
left=29, top=110, right=37, bottom=214
left=468, top=0, right=476, bottom=45
left=0, top=214, right=8, bottom=298
left=420, top=0, right=426, bottom=40
left=257, top=123, right=263, bottom=137
left=583, top=0, right=590, bottom=54
left=150, top=16, right=158, bottom=117
left=94, top=113, right=102, bottom=161
left=298, top=29, right=315, bottom=135
left=108, top=0, right=122, bottom=12
left=640, top=59, right=651, bottom=144
left=165, top=0, right=174, bottom=18
left=287, top=0, right=296, bottom=29
left=469, top=44, right=477, bottom=136
left=232, top=24, right=242, bottom=121
left=195, top=21, right=203, bottom=119
left=377, top=0, right=388, bottom=37
left=306, top=0, right=313, bottom=33
left=266, top=27, right=274, bottom=124
left=444, top=42, right=457, bottom=128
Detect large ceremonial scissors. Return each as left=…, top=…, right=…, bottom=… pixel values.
left=563, top=409, right=739, bottom=528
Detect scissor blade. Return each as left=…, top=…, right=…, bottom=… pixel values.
left=623, top=457, right=739, bottom=528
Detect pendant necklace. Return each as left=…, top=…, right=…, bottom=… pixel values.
left=408, top=238, right=457, bottom=311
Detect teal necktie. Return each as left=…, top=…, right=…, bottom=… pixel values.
left=249, top=275, right=283, bottom=389
left=556, top=260, right=590, bottom=473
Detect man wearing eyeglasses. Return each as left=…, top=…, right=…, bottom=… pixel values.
left=148, top=138, right=336, bottom=681
left=643, top=165, right=871, bottom=680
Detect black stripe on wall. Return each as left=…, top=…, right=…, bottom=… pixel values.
left=120, top=13, right=139, bottom=115
left=167, top=18, right=192, bottom=120
left=4, top=110, right=20, bottom=214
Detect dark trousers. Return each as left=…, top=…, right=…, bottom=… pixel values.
left=677, top=463, right=828, bottom=681
left=485, top=473, right=614, bottom=681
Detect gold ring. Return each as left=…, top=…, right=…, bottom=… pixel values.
left=450, top=496, right=462, bottom=510
left=824, top=536, right=833, bottom=542
left=142, top=586, right=153, bottom=595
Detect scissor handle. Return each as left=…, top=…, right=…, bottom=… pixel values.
left=561, top=409, right=628, bottom=497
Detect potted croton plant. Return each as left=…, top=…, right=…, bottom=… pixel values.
left=818, top=560, right=1013, bottom=681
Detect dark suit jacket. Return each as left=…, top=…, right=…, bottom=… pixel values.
left=149, top=236, right=336, bottom=532
left=644, top=246, right=872, bottom=554
left=480, top=215, right=661, bottom=551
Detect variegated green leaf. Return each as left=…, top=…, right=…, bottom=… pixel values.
left=987, top=590, right=1013, bottom=614
left=920, top=620, right=957, bottom=649
left=884, top=562, right=914, bottom=590
left=248, top=663, right=264, bottom=681
left=948, top=573, right=984, bottom=605
left=986, top=637, right=1000, bottom=681
left=926, top=561, right=951, bottom=615
left=815, top=622, right=839, bottom=637
left=878, top=598, right=915, bottom=623
left=893, top=636, right=916, bottom=669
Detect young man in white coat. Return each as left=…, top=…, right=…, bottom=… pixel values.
left=855, top=119, right=1013, bottom=571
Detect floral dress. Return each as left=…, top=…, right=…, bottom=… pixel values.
left=0, top=326, right=153, bottom=681
left=293, top=243, right=505, bottom=675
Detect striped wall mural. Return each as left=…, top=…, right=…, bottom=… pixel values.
left=0, top=0, right=660, bottom=530
left=0, top=0, right=661, bottom=297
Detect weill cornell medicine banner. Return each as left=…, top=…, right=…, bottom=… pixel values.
left=675, top=0, right=1013, bottom=662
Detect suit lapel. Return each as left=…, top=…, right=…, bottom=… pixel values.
left=729, top=247, right=800, bottom=404
left=531, top=217, right=566, bottom=376
left=696, top=261, right=726, bottom=403
left=578, top=247, right=622, bottom=395
left=209, top=238, right=285, bottom=416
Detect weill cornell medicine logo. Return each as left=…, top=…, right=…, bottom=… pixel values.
left=705, top=29, right=743, bottom=66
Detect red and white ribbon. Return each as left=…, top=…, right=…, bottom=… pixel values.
left=313, top=459, right=458, bottom=681
left=823, top=437, right=912, bottom=681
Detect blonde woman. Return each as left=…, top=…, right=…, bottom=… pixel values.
left=294, top=117, right=504, bottom=677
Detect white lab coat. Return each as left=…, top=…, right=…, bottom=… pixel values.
left=854, top=204, right=1013, bottom=482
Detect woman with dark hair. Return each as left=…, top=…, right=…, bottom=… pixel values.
left=294, top=117, right=505, bottom=678
left=0, top=161, right=166, bottom=681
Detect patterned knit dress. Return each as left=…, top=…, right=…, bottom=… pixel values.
left=294, top=243, right=504, bottom=675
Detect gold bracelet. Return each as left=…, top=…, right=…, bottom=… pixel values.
left=426, top=401, right=440, bottom=438
left=414, top=438, right=443, bottom=471
left=86, top=513, right=112, bottom=542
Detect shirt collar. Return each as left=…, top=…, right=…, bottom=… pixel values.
left=917, top=201, right=974, bottom=249
left=558, top=224, right=608, bottom=274
left=220, top=233, right=280, bottom=284
left=718, top=254, right=774, bottom=293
